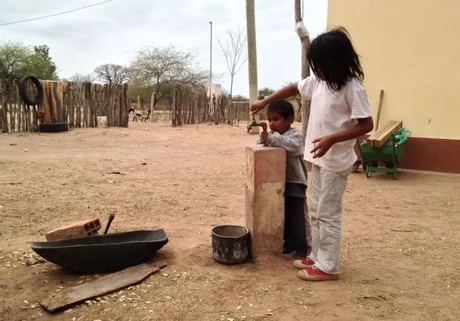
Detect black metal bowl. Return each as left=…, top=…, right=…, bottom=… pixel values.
left=31, top=229, right=168, bottom=274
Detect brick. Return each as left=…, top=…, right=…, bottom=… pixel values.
left=245, top=146, right=286, bottom=258
left=45, top=218, right=101, bottom=242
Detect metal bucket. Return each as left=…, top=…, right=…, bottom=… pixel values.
left=211, top=225, right=249, bottom=265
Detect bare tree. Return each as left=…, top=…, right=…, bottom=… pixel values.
left=68, top=73, right=94, bottom=82
left=295, top=0, right=311, bottom=139
left=94, top=63, right=129, bottom=85
left=218, top=27, right=248, bottom=98
left=129, top=45, right=207, bottom=109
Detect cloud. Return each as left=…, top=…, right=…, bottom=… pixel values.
left=0, top=0, right=327, bottom=96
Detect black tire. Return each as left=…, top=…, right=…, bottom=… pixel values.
left=18, top=75, right=44, bottom=105
left=39, top=122, right=69, bottom=133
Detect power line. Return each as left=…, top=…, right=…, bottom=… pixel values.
left=0, top=0, right=112, bottom=26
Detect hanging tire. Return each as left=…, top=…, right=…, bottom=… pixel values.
left=39, top=122, right=69, bottom=133
left=18, top=75, right=44, bottom=105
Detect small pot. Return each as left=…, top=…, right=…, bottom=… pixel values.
left=211, top=225, right=249, bottom=265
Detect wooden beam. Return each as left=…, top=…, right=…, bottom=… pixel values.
left=367, top=120, right=403, bottom=148
left=40, top=262, right=167, bottom=313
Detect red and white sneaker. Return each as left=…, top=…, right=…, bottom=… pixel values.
left=293, top=257, right=315, bottom=269
left=298, top=266, right=339, bottom=281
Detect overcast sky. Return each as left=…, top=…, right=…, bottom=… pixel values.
left=0, top=0, right=328, bottom=96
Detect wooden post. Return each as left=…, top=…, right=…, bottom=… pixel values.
left=68, top=83, right=75, bottom=128
left=171, top=87, right=176, bottom=127
left=150, top=92, right=155, bottom=122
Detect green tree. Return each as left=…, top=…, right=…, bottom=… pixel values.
left=232, top=94, right=248, bottom=101
left=0, top=41, right=59, bottom=80
left=258, top=87, right=275, bottom=100
left=0, top=41, right=32, bottom=79
left=33, top=45, right=58, bottom=80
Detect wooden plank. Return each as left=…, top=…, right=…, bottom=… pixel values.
left=89, top=84, right=95, bottom=127
left=26, top=105, right=31, bottom=132
left=110, top=85, right=115, bottom=127
left=53, top=82, right=64, bottom=123
left=17, top=104, right=22, bottom=132
left=123, top=84, right=129, bottom=127
left=171, top=87, right=176, bottom=126
left=76, top=84, right=82, bottom=128
left=0, top=105, right=3, bottom=133
left=92, top=85, right=98, bottom=127
left=32, top=105, right=38, bottom=132
left=81, top=84, right=86, bottom=127
left=40, top=262, right=167, bottom=313
left=62, top=82, right=68, bottom=125
left=367, top=120, right=403, bottom=148
left=68, top=84, right=75, bottom=128
left=86, top=82, right=91, bottom=127
left=23, top=104, right=27, bottom=132
left=2, top=101, right=9, bottom=133
left=118, top=87, right=123, bottom=126
left=10, top=103, right=16, bottom=132
left=41, top=82, right=51, bottom=124
left=111, top=86, right=116, bottom=127
left=49, top=81, right=58, bottom=123
left=113, top=87, right=119, bottom=127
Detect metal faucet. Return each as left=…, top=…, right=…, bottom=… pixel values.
left=247, top=119, right=268, bottom=146
left=247, top=119, right=267, bottom=133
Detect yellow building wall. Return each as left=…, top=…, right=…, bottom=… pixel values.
left=328, top=0, right=460, bottom=139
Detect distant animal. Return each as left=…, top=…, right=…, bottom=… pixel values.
left=128, top=107, right=151, bottom=122
left=128, top=107, right=143, bottom=122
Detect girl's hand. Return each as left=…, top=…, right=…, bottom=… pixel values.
left=250, top=99, right=267, bottom=114
left=310, top=135, right=336, bottom=158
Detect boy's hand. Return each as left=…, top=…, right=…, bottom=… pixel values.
left=250, top=99, right=267, bottom=114
left=260, top=131, right=268, bottom=146
left=311, top=135, right=336, bottom=158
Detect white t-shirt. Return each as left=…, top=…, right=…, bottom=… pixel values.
left=298, top=76, right=372, bottom=172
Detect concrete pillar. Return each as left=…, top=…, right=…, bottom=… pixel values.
left=245, top=146, right=286, bottom=258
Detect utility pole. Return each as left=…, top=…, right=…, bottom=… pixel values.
left=246, top=0, right=260, bottom=134
left=209, top=21, right=213, bottom=85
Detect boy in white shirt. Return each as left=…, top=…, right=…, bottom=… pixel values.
left=251, top=27, right=374, bottom=281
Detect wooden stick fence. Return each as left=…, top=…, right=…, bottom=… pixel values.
left=0, top=79, right=129, bottom=133
left=170, top=86, right=250, bottom=126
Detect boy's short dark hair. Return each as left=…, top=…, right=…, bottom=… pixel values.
left=267, top=100, right=294, bottom=120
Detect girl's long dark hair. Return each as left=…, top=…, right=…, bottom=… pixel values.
left=307, top=27, right=364, bottom=91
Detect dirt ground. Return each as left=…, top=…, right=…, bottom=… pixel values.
left=1, top=121, right=459, bottom=321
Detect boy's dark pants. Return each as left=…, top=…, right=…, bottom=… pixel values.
left=284, top=192, right=309, bottom=258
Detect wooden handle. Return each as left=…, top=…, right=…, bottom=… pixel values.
left=104, top=213, right=115, bottom=235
